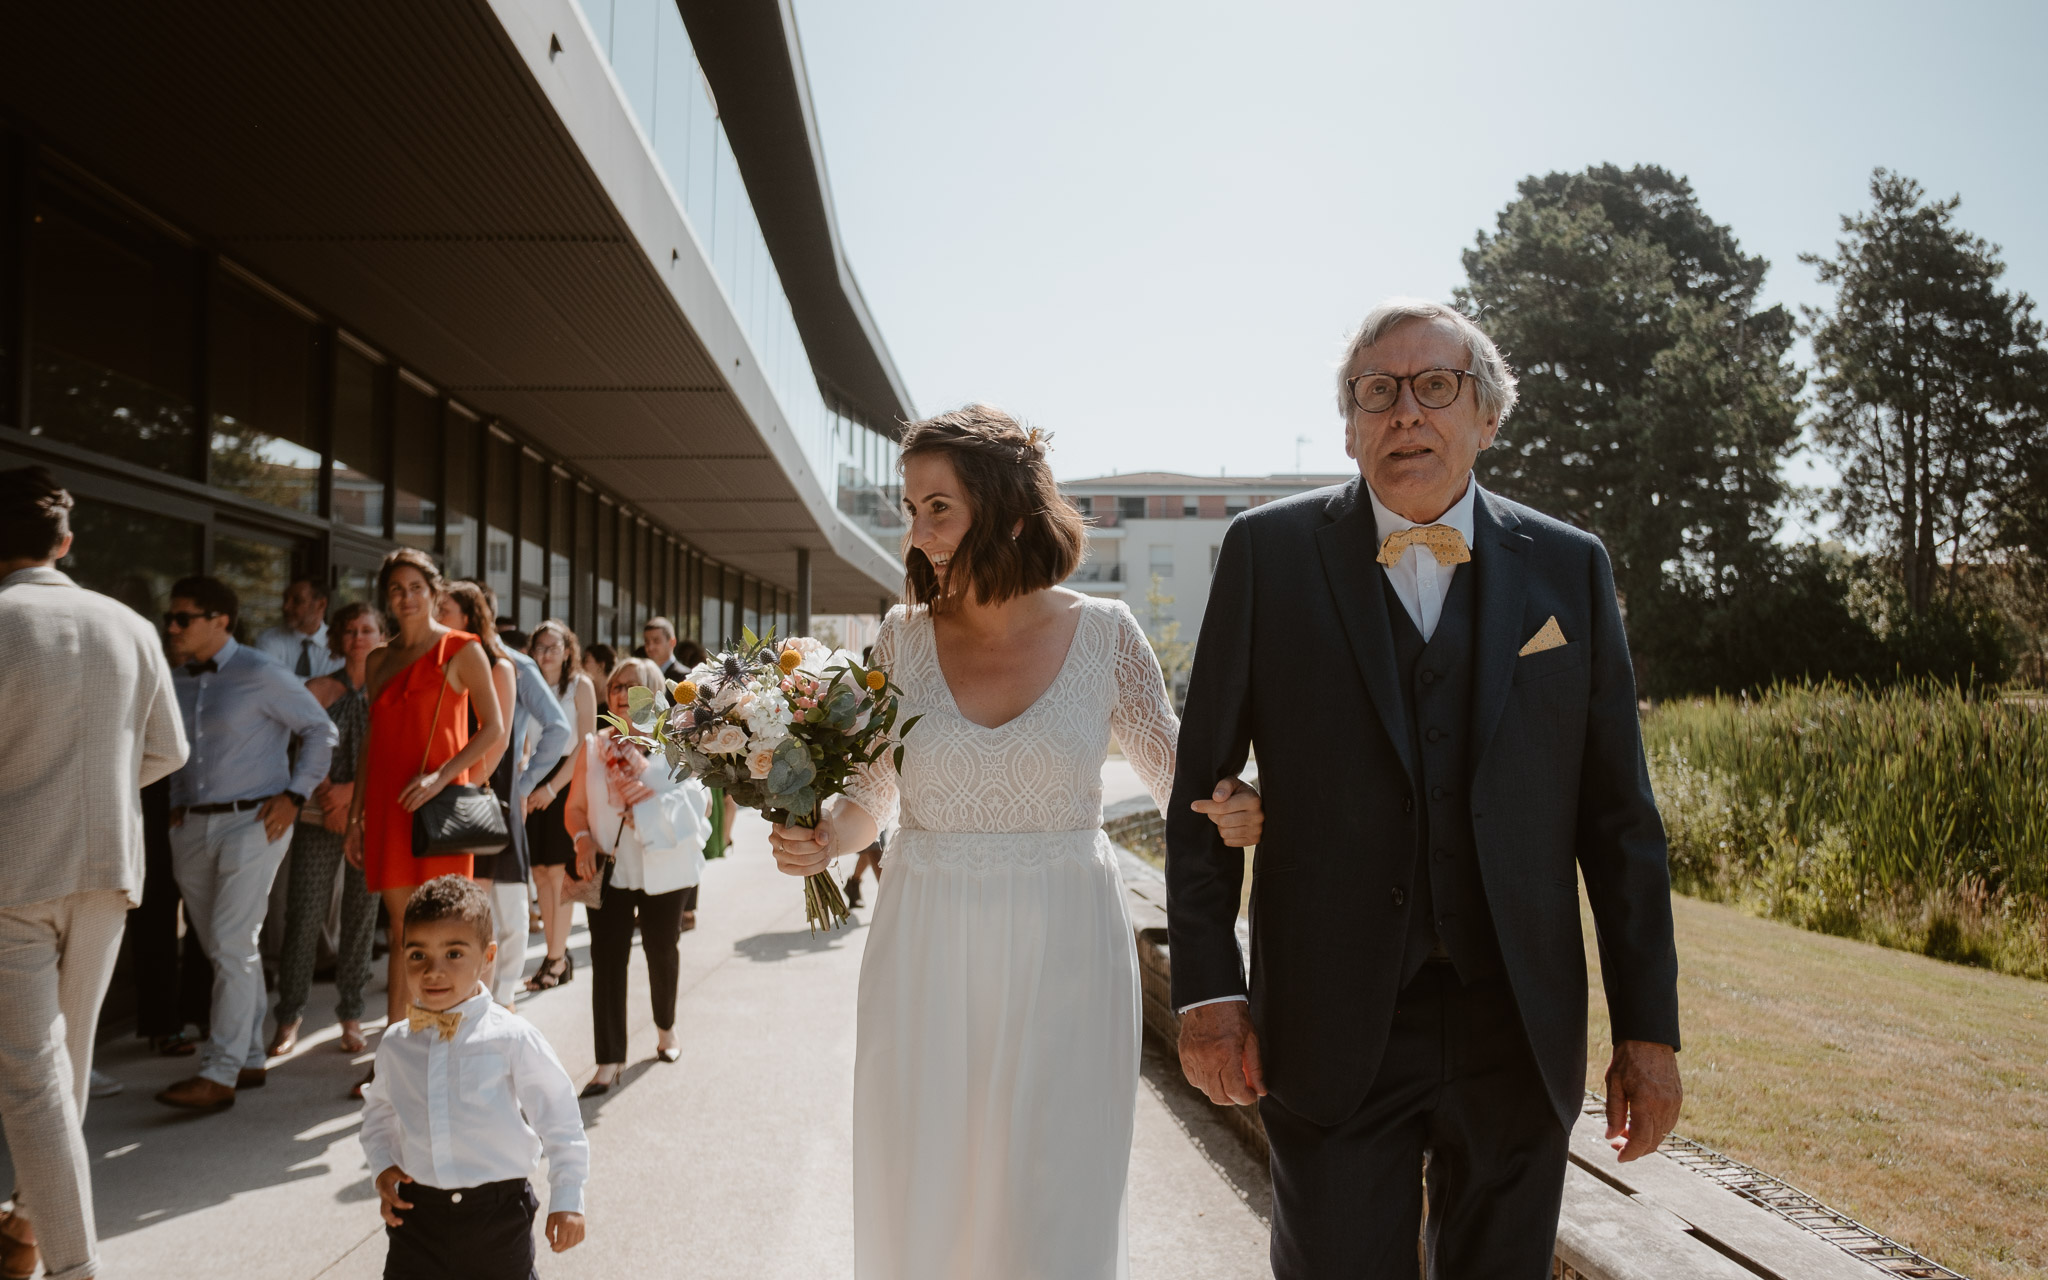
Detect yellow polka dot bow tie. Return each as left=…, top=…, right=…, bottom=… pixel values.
left=408, top=1006, right=464, bottom=1041
left=1377, top=525, right=1471, bottom=568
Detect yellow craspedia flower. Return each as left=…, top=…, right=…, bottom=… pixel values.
left=672, top=680, right=698, bottom=704
left=866, top=669, right=887, bottom=691
left=779, top=649, right=803, bottom=673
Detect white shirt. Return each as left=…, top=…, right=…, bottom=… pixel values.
left=359, top=988, right=589, bottom=1214
left=1177, top=475, right=1482, bottom=1015
left=256, top=623, right=344, bottom=678
left=582, top=733, right=709, bottom=893
left=1366, top=474, right=1479, bottom=643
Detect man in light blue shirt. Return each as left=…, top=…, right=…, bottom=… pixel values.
left=157, top=575, right=337, bottom=1112
left=253, top=577, right=344, bottom=678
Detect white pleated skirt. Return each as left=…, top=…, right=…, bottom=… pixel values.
left=854, top=827, right=1140, bottom=1280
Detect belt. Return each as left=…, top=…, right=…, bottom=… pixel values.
left=185, top=797, right=270, bottom=815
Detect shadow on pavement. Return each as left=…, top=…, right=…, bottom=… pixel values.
left=1138, top=1036, right=1274, bottom=1224
left=731, top=915, right=866, bottom=963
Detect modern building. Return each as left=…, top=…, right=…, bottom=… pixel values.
left=0, top=0, right=910, bottom=648
left=1060, top=472, right=1351, bottom=638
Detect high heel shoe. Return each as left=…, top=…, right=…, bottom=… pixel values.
left=524, top=953, right=570, bottom=991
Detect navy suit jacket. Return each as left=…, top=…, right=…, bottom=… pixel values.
left=1164, top=478, right=1681, bottom=1129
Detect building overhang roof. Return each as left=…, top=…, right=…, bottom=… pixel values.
left=0, top=0, right=904, bottom=610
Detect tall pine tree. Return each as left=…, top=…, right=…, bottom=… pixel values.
left=1804, top=170, right=2048, bottom=617
left=1454, top=165, right=1802, bottom=683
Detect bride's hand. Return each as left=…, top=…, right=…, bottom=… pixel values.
left=1191, top=777, right=1262, bottom=848
left=769, top=817, right=840, bottom=877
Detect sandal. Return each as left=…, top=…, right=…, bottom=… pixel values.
left=266, top=1017, right=302, bottom=1058
left=337, top=1021, right=368, bottom=1055
left=524, top=954, right=570, bottom=991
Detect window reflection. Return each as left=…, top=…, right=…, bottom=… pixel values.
left=214, top=527, right=298, bottom=641
left=519, top=450, right=546, bottom=622
left=332, top=344, right=388, bottom=535
left=394, top=376, right=440, bottom=553
left=209, top=275, right=319, bottom=513
left=444, top=406, right=480, bottom=580
left=485, top=430, right=518, bottom=609
left=29, top=174, right=198, bottom=476
left=59, top=497, right=201, bottom=621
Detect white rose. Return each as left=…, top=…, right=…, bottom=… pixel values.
left=703, top=723, right=747, bottom=754
left=746, top=746, right=776, bottom=779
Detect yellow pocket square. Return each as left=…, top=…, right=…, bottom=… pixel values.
left=1518, top=617, right=1567, bottom=657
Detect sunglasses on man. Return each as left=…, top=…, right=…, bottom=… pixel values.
left=162, top=610, right=223, bottom=629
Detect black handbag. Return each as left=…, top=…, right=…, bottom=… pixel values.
left=410, top=670, right=510, bottom=858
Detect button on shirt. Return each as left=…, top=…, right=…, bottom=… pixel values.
left=255, top=623, right=345, bottom=679
left=360, top=989, right=590, bottom=1214
left=170, top=637, right=337, bottom=808
left=1367, top=474, right=1479, bottom=643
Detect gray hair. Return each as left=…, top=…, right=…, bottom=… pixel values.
left=1335, top=298, right=1519, bottom=427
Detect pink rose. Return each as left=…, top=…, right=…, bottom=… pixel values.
left=746, top=746, right=776, bottom=779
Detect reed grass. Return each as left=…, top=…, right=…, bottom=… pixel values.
left=1643, top=682, right=2048, bottom=979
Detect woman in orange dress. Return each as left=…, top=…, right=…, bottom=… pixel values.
left=344, top=548, right=507, bottom=1038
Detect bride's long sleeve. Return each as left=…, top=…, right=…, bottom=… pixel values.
left=1108, top=602, right=1181, bottom=812
left=840, top=609, right=903, bottom=831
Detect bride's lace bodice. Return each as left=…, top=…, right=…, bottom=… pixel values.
left=844, top=596, right=1178, bottom=837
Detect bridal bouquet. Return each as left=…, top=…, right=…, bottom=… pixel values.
left=603, top=629, right=917, bottom=932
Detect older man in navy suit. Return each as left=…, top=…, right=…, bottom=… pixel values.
left=1167, top=299, right=1683, bottom=1278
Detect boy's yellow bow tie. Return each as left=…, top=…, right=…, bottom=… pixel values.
left=408, top=1005, right=464, bottom=1041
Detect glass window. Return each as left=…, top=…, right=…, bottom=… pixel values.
left=611, top=0, right=658, bottom=127
left=515, top=452, right=545, bottom=631
left=213, top=526, right=299, bottom=642
left=485, top=430, right=517, bottom=608
left=1149, top=544, right=1174, bottom=578
left=1117, top=497, right=1145, bottom=521
left=596, top=497, right=616, bottom=646
left=549, top=470, right=572, bottom=623
left=700, top=557, right=720, bottom=648
left=573, top=485, right=596, bottom=636
left=28, top=173, right=198, bottom=475
left=58, top=496, right=201, bottom=620
left=208, top=274, right=318, bottom=513
left=444, top=405, right=480, bottom=580
left=1181, top=497, right=1199, bottom=517
left=331, top=343, right=388, bottom=535
left=393, top=376, right=440, bottom=553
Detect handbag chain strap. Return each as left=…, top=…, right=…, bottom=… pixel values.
left=418, top=634, right=450, bottom=781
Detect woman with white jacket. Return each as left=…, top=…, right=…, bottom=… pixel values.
left=566, top=658, right=711, bottom=1097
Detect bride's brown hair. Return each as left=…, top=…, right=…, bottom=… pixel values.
left=898, top=405, right=1085, bottom=612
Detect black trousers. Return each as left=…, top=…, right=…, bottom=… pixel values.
left=585, top=866, right=685, bottom=1064
left=129, top=779, right=212, bottom=1038
left=1260, top=964, right=1568, bottom=1280
left=383, top=1178, right=537, bottom=1280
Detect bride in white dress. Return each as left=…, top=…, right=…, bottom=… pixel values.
left=770, top=406, right=1262, bottom=1280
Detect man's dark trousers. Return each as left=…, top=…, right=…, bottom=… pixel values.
left=383, top=1178, right=538, bottom=1280
left=1260, top=964, right=1567, bottom=1278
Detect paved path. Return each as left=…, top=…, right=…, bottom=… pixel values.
left=2, top=808, right=1270, bottom=1278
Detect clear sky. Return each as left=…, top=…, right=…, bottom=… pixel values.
left=793, top=0, right=2047, bottom=490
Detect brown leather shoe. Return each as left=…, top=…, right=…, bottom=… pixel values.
left=0, top=1210, right=37, bottom=1280
left=266, top=1016, right=302, bottom=1058
left=236, top=1067, right=267, bottom=1089
left=156, top=1076, right=236, bottom=1111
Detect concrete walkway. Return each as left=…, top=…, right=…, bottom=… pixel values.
left=2, top=808, right=1271, bottom=1279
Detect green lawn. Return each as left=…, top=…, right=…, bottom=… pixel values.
left=1585, top=891, right=2048, bottom=1280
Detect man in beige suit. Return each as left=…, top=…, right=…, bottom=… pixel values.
left=0, top=468, right=188, bottom=1280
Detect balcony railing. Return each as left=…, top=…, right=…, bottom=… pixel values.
left=1068, top=563, right=1125, bottom=584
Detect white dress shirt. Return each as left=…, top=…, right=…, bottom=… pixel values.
left=1366, top=474, right=1478, bottom=642
left=1176, top=475, right=1482, bottom=1016
left=255, top=623, right=344, bottom=678
left=360, top=988, right=589, bottom=1214
left=581, top=733, right=709, bottom=893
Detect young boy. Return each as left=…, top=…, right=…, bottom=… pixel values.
left=360, top=876, right=589, bottom=1278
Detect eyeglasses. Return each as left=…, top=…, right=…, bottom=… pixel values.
left=1346, top=368, right=1476, bottom=414
left=162, top=610, right=222, bottom=629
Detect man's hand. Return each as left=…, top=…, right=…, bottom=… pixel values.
left=259, top=793, right=300, bottom=842
left=1604, top=1040, right=1682, bottom=1161
left=1189, top=778, right=1263, bottom=848
left=1177, top=1000, right=1266, bottom=1107
left=375, top=1165, right=415, bottom=1227
left=545, top=1210, right=586, bottom=1252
